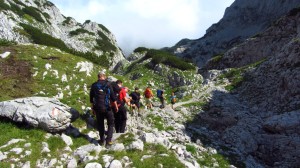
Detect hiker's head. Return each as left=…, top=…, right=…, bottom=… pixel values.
left=98, top=70, right=106, bottom=79
left=124, top=87, right=129, bottom=92
left=135, top=87, right=139, bottom=91
left=116, top=80, right=123, bottom=87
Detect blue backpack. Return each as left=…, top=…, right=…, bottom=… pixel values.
left=94, top=81, right=111, bottom=111
left=157, top=89, right=163, bottom=98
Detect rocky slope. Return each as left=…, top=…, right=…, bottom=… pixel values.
left=0, top=0, right=125, bottom=69
left=169, top=0, right=300, bottom=68
left=188, top=7, right=300, bottom=168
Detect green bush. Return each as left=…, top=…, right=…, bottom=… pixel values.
left=13, top=0, right=25, bottom=6
left=0, top=38, right=17, bottom=46
left=62, top=17, right=73, bottom=25
left=22, top=6, right=44, bottom=23
left=0, top=0, right=10, bottom=11
left=69, top=28, right=95, bottom=36
left=20, top=23, right=69, bottom=50
left=145, top=49, right=195, bottom=70
left=19, top=23, right=109, bottom=68
left=134, top=47, right=149, bottom=53
left=95, top=31, right=117, bottom=52
left=98, top=24, right=110, bottom=33
left=43, top=1, right=54, bottom=7
left=8, top=2, right=24, bottom=16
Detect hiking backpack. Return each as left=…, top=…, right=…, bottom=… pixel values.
left=93, top=81, right=111, bottom=111
left=156, top=89, right=163, bottom=98
left=144, top=89, right=152, bottom=98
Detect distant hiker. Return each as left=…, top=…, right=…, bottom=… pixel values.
left=170, top=92, right=177, bottom=109
left=90, top=70, right=118, bottom=147
left=144, top=86, right=153, bottom=109
left=115, top=86, right=130, bottom=133
left=129, top=87, right=141, bottom=115
left=157, top=89, right=165, bottom=108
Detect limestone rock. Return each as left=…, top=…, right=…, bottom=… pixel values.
left=0, top=97, right=72, bottom=132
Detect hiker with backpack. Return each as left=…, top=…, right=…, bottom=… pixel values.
left=90, top=70, right=118, bottom=147
left=157, top=89, right=165, bottom=108
left=144, top=86, right=153, bottom=109
left=170, top=91, right=177, bottom=109
left=115, top=86, right=130, bottom=133
left=129, top=87, right=141, bottom=115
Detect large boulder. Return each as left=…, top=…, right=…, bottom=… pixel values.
left=0, top=97, right=72, bottom=132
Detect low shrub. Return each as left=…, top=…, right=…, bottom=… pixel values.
left=22, top=6, right=45, bottom=23
left=69, top=28, right=95, bottom=36
left=145, top=49, right=195, bottom=70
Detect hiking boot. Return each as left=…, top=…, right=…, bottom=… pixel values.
left=98, top=139, right=105, bottom=146
left=105, top=141, right=113, bottom=148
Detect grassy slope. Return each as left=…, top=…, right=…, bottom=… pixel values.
left=0, top=43, right=188, bottom=167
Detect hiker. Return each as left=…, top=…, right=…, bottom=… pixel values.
left=144, top=86, right=153, bottom=109
left=170, top=92, right=177, bottom=109
left=90, top=70, right=118, bottom=147
left=115, top=86, right=130, bottom=133
left=157, top=89, right=165, bottom=108
left=111, top=80, right=122, bottom=113
left=129, top=87, right=141, bottom=115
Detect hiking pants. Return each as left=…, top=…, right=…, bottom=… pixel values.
left=95, top=109, right=114, bottom=143
left=115, top=105, right=127, bottom=133
left=159, top=97, right=165, bottom=107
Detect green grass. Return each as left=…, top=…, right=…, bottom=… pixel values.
left=147, top=114, right=164, bottom=131
left=47, top=136, right=66, bottom=157
left=186, top=144, right=197, bottom=155
left=117, top=133, right=135, bottom=146
left=103, top=144, right=185, bottom=168
left=219, top=59, right=266, bottom=91
left=197, top=153, right=231, bottom=168
left=0, top=119, right=45, bottom=166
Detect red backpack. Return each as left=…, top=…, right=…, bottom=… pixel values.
left=144, top=88, right=152, bottom=98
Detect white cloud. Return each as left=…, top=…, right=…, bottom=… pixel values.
left=50, top=0, right=235, bottom=55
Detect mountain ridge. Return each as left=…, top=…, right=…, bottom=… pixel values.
left=169, top=0, right=300, bottom=68
left=0, top=0, right=125, bottom=69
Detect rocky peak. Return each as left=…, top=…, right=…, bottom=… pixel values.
left=0, top=0, right=125, bottom=70
left=171, top=0, right=300, bottom=68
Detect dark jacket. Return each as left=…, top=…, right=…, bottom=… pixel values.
left=90, top=80, right=116, bottom=111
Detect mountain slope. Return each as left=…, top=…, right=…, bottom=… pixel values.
left=188, top=7, right=300, bottom=168
left=169, top=0, right=300, bottom=68
left=0, top=0, right=125, bottom=69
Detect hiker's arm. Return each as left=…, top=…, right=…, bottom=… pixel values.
left=109, top=85, right=118, bottom=112
left=89, top=84, right=95, bottom=114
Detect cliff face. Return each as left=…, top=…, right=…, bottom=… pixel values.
left=171, top=0, right=300, bottom=67
left=0, top=0, right=125, bottom=69
left=191, top=8, right=300, bottom=168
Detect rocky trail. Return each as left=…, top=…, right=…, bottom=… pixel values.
left=0, top=92, right=236, bottom=168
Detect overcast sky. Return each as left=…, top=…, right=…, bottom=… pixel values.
left=50, top=0, right=235, bottom=56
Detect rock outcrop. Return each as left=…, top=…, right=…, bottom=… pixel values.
left=190, top=8, right=300, bottom=168
left=0, top=0, right=125, bottom=69
left=170, top=0, right=300, bottom=67
left=0, top=97, right=72, bottom=132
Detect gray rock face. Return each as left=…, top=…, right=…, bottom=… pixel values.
left=192, top=10, right=300, bottom=168
left=0, top=0, right=125, bottom=70
left=171, top=0, right=300, bottom=67
left=0, top=97, right=72, bottom=132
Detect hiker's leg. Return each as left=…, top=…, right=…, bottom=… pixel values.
left=105, top=110, right=114, bottom=143
left=119, top=106, right=127, bottom=133
left=95, top=111, right=105, bottom=141
left=114, top=112, right=121, bottom=133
